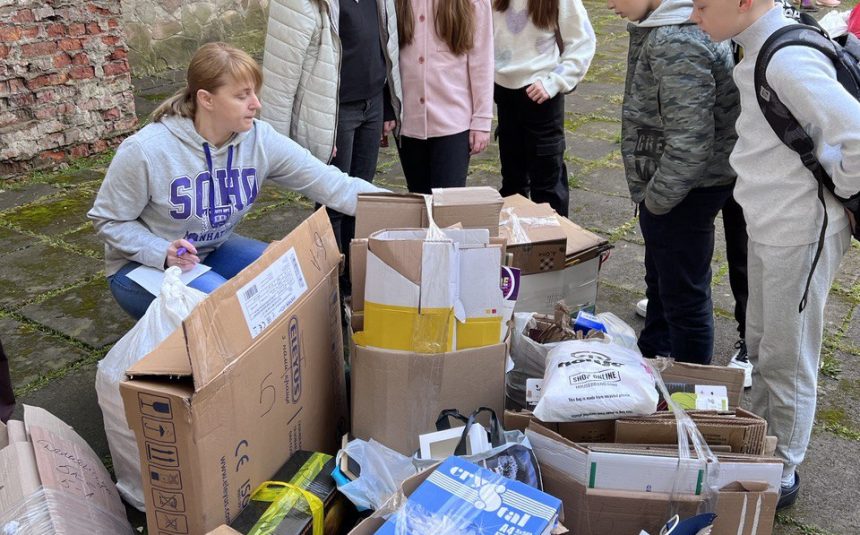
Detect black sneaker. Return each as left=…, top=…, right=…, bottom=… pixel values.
left=777, top=471, right=800, bottom=510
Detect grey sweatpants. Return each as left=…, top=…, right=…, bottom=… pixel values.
left=746, top=226, right=850, bottom=479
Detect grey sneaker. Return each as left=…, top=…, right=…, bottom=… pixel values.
left=727, top=339, right=752, bottom=388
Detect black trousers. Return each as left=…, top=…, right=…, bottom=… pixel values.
left=494, top=84, right=570, bottom=217
left=637, top=185, right=734, bottom=364
left=0, top=338, right=14, bottom=423
left=398, top=131, right=471, bottom=193
left=722, top=191, right=749, bottom=339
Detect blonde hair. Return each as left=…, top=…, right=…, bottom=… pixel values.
left=150, top=42, right=263, bottom=123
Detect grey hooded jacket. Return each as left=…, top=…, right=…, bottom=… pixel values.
left=260, top=0, right=403, bottom=163
left=622, top=0, right=739, bottom=214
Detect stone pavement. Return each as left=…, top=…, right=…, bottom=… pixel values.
left=2, top=0, right=859, bottom=532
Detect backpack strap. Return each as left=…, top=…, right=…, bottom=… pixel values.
left=754, top=25, right=845, bottom=312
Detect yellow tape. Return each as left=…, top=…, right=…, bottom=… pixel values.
left=247, top=452, right=331, bottom=535
left=456, top=316, right=502, bottom=350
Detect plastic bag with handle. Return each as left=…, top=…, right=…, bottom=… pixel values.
left=95, top=267, right=206, bottom=510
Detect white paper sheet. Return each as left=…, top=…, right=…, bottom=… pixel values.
left=126, top=263, right=212, bottom=296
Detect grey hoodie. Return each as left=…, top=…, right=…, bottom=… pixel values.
left=88, top=116, right=384, bottom=276
left=622, top=0, right=739, bottom=214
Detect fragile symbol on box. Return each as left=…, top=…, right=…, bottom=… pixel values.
left=150, top=466, right=182, bottom=490
left=139, top=393, right=173, bottom=419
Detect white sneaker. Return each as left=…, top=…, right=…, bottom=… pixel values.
left=727, top=339, right=752, bottom=388
left=635, top=298, right=648, bottom=318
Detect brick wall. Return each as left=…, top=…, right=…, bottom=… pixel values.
left=0, top=0, right=137, bottom=178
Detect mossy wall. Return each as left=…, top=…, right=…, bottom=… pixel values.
left=120, top=0, right=269, bottom=77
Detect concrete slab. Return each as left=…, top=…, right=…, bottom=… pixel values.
left=575, top=164, right=631, bottom=199
left=0, top=182, right=59, bottom=211
left=565, top=133, right=619, bottom=162
left=234, top=206, right=315, bottom=244
left=3, top=187, right=98, bottom=237
left=0, top=243, right=100, bottom=309
left=598, top=240, right=646, bottom=294
left=18, top=277, right=135, bottom=349
left=0, top=316, right=89, bottom=389
left=0, top=226, right=33, bottom=255
left=61, top=224, right=106, bottom=258
left=569, top=187, right=635, bottom=236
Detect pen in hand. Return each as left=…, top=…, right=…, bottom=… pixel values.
left=177, top=238, right=195, bottom=257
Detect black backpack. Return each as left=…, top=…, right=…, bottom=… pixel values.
left=754, top=24, right=860, bottom=312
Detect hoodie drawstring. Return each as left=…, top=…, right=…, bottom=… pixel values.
left=202, top=142, right=234, bottom=230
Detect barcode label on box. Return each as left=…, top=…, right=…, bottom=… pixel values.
left=237, top=248, right=308, bottom=338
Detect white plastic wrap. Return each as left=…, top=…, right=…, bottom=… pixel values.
left=0, top=488, right=134, bottom=534
left=499, top=207, right=561, bottom=245
left=506, top=313, right=561, bottom=409
left=95, top=267, right=206, bottom=510
left=533, top=339, right=659, bottom=422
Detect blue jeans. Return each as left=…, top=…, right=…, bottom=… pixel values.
left=108, top=234, right=268, bottom=320
left=637, top=185, right=733, bottom=364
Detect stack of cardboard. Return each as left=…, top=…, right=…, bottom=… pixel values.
left=0, top=406, right=133, bottom=534
left=120, top=209, right=350, bottom=534
left=500, top=195, right=609, bottom=314
left=349, top=189, right=509, bottom=455
left=503, top=362, right=781, bottom=535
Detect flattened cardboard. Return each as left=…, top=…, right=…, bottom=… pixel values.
left=503, top=410, right=615, bottom=443
left=121, top=209, right=348, bottom=535
left=350, top=320, right=507, bottom=455
left=0, top=406, right=132, bottom=533
left=658, top=359, right=745, bottom=409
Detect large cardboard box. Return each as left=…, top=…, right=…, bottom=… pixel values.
left=350, top=317, right=507, bottom=455
left=514, top=255, right=601, bottom=314
left=0, top=406, right=134, bottom=533
left=120, top=209, right=348, bottom=535
left=527, top=423, right=781, bottom=535
left=353, top=187, right=503, bottom=239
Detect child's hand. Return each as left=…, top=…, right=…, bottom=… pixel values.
left=526, top=81, right=550, bottom=104
left=383, top=120, right=396, bottom=136
left=469, top=130, right=490, bottom=155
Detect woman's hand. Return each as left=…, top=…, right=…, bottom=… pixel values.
left=526, top=81, right=550, bottom=104
left=165, top=239, right=200, bottom=272
left=383, top=120, right=396, bottom=136
left=469, top=130, right=490, bottom=155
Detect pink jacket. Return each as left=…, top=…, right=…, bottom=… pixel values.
left=398, top=0, right=494, bottom=139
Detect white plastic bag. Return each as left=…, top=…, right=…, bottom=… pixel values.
left=598, top=312, right=638, bottom=351
left=819, top=10, right=850, bottom=38
left=336, top=438, right=417, bottom=511
left=505, top=313, right=561, bottom=408
left=533, top=339, right=659, bottom=422
left=95, top=267, right=206, bottom=510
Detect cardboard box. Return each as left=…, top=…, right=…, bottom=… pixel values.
left=350, top=317, right=507, bottom=455
left=120, top=209, right=348, bottom=535
left=658, top=359, right=746, bottom=409
left=499, top=202, right=568, bottom=275
left=504, top=410, right=615, bottom=443
left=0, top=405, right=133, bottom=533
left=432, top=186, right=503, bottom=236
left=229, top=451, right=355, bottom=535
left=527, top=424, right=780, bottom=535
left=615, top=408, right=768, bottom=455
left=515, top=256, right=601, bottom=314
left=354, top=188, right=504, bottom=240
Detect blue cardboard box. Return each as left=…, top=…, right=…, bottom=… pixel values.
left=376, top=457, right=561, bottom=535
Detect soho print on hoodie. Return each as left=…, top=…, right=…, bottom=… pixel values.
left=88, top=115, right=383, bottom=278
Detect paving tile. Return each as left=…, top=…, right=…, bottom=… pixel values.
left=3, top=187, right=98, bottom=237
left=566, top=133, right=619, bottom=162
left=61, top=224, right=105, bottom=258
left=575, top=164, right=631, bottom=199
left=0, top=226, right=33, bottom=255
left=0, top=243, right=100, bottom=309
left=18, top=277, right=135, bottom=349
left=0, top=316, right=90, bottom=389
left=0, top=182, right=60, bottom=211
left=234, top=206, right=316, bottom=244
left=569, top=187, right=635, bottom=236
left=598, top=240, right=646, bottom=294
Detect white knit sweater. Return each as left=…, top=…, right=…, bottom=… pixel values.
left=493, top=0, right=596, bottom=97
